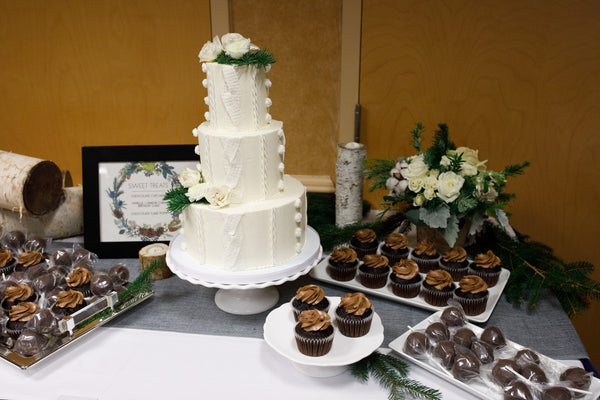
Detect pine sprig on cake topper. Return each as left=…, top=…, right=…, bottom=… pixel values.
left=351, top=352, right=442, bottom=400
left=198, top=33, right=275, bottom=69
left=164, top=186, right=192, bottom=214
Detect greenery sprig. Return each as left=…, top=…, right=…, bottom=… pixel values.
left=351, top=352, right=442, bottom=400
left=164, top=186, right=193, bottom=214
left=215, top=49, right=276, bottom=69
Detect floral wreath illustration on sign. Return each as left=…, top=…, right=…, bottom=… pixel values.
left=106, top=162, right=181, bottom=241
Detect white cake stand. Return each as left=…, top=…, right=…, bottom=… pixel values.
left=166, top=226, right=322, bottom=315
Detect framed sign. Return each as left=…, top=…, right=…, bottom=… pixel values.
left=82, top=145, right=198, bottom=258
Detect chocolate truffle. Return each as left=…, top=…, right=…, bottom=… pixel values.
left=433, top=340, right=456, bottom=369
left=51, top=249, right=72, bottom=267
left=23, top=236, right=47, bottom=252
left=559, top=367, right=591, bottom=392
left=425, top=322, right=450, bottom=343
left=33, top=273, right=55, bottom=293
left=451, top=351, right=480, bottom=382
left=0, top=230, right=26, bottom=251
left=91, top=272, right=114, bottom=296
left=403, top=331, right=429, bottom=359
left=29, top=309, right=58, bottom=335
left=492, top=359, right=521, bottom=387
left=26, top=262, right=48, bottom=280
left=514, top=349, right=540, bottom=369
left=453, top=327, right=476, bottom=348
left=72, top=247, right=93, bottom=262
left=504, top=381, right=534, bottom=400
left=109, top=264, right=130, bottom=285
left=480, top=326, right=507, bottom=349
left=440, top=306, right=466, bottom=327
left=541, top=386, right=573, bottom=400
left=13, top=329, right=47, bottom=357
left=521, top=363, right=548, bottom=384
left=471, top=339, right=494, bottom=365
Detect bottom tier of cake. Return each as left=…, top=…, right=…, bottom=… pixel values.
left=181, top=175, right=307, bottom=271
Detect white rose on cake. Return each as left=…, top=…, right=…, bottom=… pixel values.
left=221, top=33, right=251, bottom=59
left=179, top=167, right=202, bottom=188
left=186, top=183, right=209, bottom=202
left=436, top=171, right=465, bottom=203
left=198, top=36, right=223, bottom=62
left=206, top=186, right=232, bottom=208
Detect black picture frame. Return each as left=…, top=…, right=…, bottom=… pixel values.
left=82, top=144, right=197, bottom=258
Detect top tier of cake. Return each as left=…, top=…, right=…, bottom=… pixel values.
left=202, top=62, right=272, bottom=131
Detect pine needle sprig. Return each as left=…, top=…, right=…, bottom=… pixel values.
left=364, top=159, right=397, bottom=191
left=502, top=161, right=530, bottom=177
left=215, top=49, right=276, bottom=69
left=164, top=187, right=191, bottom=214
left=114, top=260, right=161, bottom=311
left=410, top=122, right=425, bottom=153
left=424, top=123, right=455, bottom=169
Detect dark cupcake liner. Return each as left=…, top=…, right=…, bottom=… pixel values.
left=409, top=254, right=441, bottom=274
left=291, top=299, right=330, bottom=322
left=348, top=243, right=379, bottom=260
left=439, top=261, right=469, bottom=281
left=467, top=266, right=501, bottom=287
left=379, top=248, right=409, bottom=265
left=5, top=321, right=26, bottom=339
left=326, top=263, right=358, bottom=282
left=0, top=259, right=16, bottom=276
left=421, top=284, right=455, bottom=307
left=294, top=329, right=334, bottom=357
left=358, top=268, right=389, bottom=289
left=390, top=280, right=421, bottom=298
left=335, top=311, right=373, bottom=337
left=454, top=293, right=489, bottom=315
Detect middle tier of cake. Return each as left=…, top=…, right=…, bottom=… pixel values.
left=181, top=175, right=306, bottom=271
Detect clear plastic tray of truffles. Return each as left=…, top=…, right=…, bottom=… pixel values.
left=0, top=231, right=153, bottom=369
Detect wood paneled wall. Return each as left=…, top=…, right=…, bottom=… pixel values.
left=360, top=0, right=600, bottom=364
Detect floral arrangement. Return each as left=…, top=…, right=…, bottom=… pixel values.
left=365, top=123, right=529, bottom=247
left=164, top=167, right=231, bottom=213
left=198, top=33, right=275, bottom=68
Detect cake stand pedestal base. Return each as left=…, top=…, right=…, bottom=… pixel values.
left=291, top=362, right=347, bottom=378
left=214, top=287, right=279, bottom=315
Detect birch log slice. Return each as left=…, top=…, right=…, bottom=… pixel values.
left=0, top=151, right=63, bottom=215
left=139, top=243, right=173, bottom=280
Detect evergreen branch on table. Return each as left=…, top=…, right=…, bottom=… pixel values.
left=114, top=260, right=161, bottom=311
left=164, top=187, right=192, bottom=214
left=351, top=352, right=442, bottom=400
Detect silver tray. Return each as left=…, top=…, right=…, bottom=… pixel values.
left=0, top=290, right=153, bottom=369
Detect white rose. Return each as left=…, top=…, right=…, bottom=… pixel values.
left=408, top=176, right=424, bottom=193
left=423, top=187, right=436, bottom=200
left=413, top=193, right=426, bottom=207
left=221, top=33, right=251, bottom=59
left=401, top=156, right=428, bottom=179
left=198, top=37, right=223, bottom=62
left=475, top=179, right=499, bottom=202
left=436, top=171, right=465, bottom=203
left=206, top=186, right=231, bottom=208
left=423, top=175, right=438, bottom=190
left=179, top=167, right=202, bottom=188
left=460, top=163, right=478, bottom=177
left=451, top=147, right=487, bottom=173
left=186, top=183, right=208, bottom=202
left=440, top=155, right=451, bottom=168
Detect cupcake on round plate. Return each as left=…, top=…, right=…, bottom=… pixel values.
left=348, top=228, right=379, bottom=260
left=358, top=254, right=390, bottom=289
left=422, top=269, right=455, bottom=307
left=389, top=259, right=422, bottom=298
left=379, top=233, right=409, bottom=264
left=453, top=275, right=489, bottom=315
left=291, top=284, right=330, bottom=321
left=410, top=239, right=440, bottom=273
left=1, top=283, right=37, bottom=311
left=440, top=247, right=469, bottom=281
left=468, top=250, right=502, bottom=287
left=294, top=309, right=334, bottom=357
left=51, top=290, right=87, bottom=317
left=6, top=301, right=39, bottom=339
left=327, top=246, right=359, bottom=281
left=66, top=267, right=93, bottom=296
left=335, top=292, right=373, bottom=337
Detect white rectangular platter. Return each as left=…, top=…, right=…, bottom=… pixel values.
left=309, top=256, right=509, bottom=323
left=388, top=310, right=600, bottom=399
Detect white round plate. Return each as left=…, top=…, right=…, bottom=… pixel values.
left=263, top=296, right=384, bottom=375
left=167, top=226, right=322, bottom=287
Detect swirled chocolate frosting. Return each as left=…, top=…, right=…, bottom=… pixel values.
left=339, top=292, right=372, bottom=315
left=17, top=251, right=43, bottom=267
left=66, top=268, right=93, bottom=287
left=442, top=247, right=467, bottom=263
left=474, top=250, right=501, bottom=269
left=295, top=284, right=325, bottom=305
left=353, top=229, right=377, bottom=244
left=330, top=247, right=357, bottom=263
left=4, top=283, right=34, bottom=302
left=298, top=309, right=331, bottom=331
left=384, top=233, right=408, bottom=250
left=0, top=249, right=13, bottom=267
left=56, top=290, right=85, bottom=309
left=413, top=239, right=438, bottom=256
left=363, top=254, right=389, bottom=269
left=392, top=259, right=420, bottom=280
left=425, top=270, right=453, bottom=290
left=458, top=275, right=488, bottom=294
left=9, top=301, right=39, bottom=322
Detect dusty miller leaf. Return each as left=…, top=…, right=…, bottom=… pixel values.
left=419, top=205, right=450, bottom=229
left=442, top=214, right=460, bottom=247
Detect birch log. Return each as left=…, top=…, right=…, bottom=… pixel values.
left=139, top=243, right=172, bottom=280
left=0, top=186, right=83, bottom=238
left=0, top=151, right=64, bottom=215
left=335, top=142, right=366, bottom=227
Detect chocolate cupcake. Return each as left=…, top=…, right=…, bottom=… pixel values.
left=403, top=331, right=429, bottom=359
left=2, top=283, right=37, bottom=310
left=51, top=290, right=87, bottom=317
left=291, top=284, right=330, bottom=321
left=327, top=246, right=359, bottom=281
left=379, top=233, right=409, bottom=264
left=358, top=254, right=390, bottom=289
left=14, top=250, right=46, bottom=274
left=0, top=248, right=16, bottom=275
left=453, top=275, right=489, bottom=315
left=410, top=239, right=440, bottom=273
left=389, top=259, right=421, bottom=298
left=440, top=247, right=469, bottom=281
left=294, top=309, right=334, bottom=357
left=6, top=301, right=39, bottom=339
left=348, top=228, right=379, bottom=260
left=66, top=267, right=93, bottom=296
left=469, top=250, right=502, bottom=287
left=335, top=292, right=373, bottom=337
left=422, top=270, right=455, bottom=307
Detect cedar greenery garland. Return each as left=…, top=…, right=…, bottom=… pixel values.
left=214, top=49, right=276, bottom=69
left=351, top=351, right=442, bottom=400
